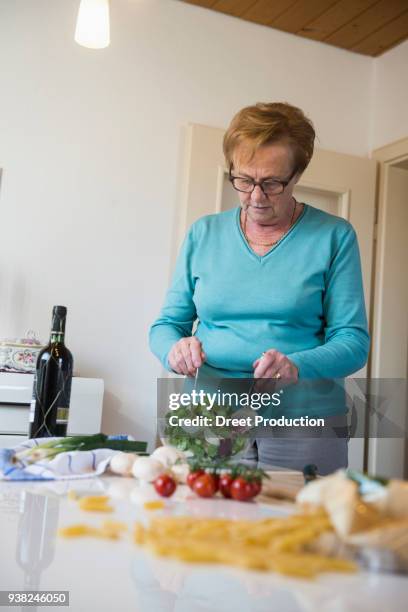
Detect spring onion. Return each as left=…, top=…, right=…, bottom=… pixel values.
left=13, top=433, right=148, bottom=464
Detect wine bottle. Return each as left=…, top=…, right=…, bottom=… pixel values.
left=29, top=306, right=74, bottom=438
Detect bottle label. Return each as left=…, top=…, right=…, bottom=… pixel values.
left=56, top=407, right=69, bottom=424
left=56, top=375, right=72, bottom=424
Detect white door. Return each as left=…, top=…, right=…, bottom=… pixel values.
left=177, top=123, right=378, bottom=470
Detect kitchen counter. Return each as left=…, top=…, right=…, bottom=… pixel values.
left=0, top=474, right=407, bottom=612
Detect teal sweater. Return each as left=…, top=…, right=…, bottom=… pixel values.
left=149, top=205, right=369, bottom=379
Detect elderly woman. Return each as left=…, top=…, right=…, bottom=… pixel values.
left=150, top=102, right=369, bottom=474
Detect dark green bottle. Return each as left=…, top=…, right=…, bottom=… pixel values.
left=29, top=306, right=73, bottom=438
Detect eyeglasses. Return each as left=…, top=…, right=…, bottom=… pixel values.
left=229, top=167, right=297, bottom=196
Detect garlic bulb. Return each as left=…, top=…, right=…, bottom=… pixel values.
left=109, top=452, right=138, bottom=476
left=131, top=457, right=164, bottom=482
left=151, top=445, right=185, bottom=468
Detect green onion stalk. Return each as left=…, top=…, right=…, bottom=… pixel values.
left=13, top=434, right=148, bottom=465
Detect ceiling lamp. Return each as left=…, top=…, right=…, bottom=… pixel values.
left=75, top=0, right=110, bottom=49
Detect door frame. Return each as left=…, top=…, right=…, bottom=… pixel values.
left=369, top=137, right=408, bottom=477
left=370, top=136, right=408, bottom=377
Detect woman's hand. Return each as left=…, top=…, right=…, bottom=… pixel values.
left=253, top=349, right=298, bottom=381
left=168, top=337, right=206, bottom=376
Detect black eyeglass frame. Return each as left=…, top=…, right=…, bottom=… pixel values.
left=228, top=165, right=298, bottom=196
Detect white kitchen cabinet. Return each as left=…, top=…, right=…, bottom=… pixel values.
left=0, top=372, right=104, bottom=448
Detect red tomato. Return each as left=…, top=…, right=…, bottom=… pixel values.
left=154, top=474, right=176, bottom=497
left=219, top=473, right=234, bottom=498
left=186, top=470, right=205, bottom=490
left=249, top=479, right=262, bottom=498
left=230, top=477, right=254, bottom=502
left=212, top=473, right=220, bottom=492
left=192, top=473, right=217, bottom=498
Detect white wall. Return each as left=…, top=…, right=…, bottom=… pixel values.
left=0, top=0, right=393, bottom=448
left=370, top=39, right=408, bottom=151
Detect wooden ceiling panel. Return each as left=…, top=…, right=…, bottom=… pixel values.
left=179, top=0, right=408, bottom=56
left=242, top=1, right=299, bottom=27
left=212, top=0, right=260, bottom=18
left=352, top=9, right=408, bottom=56
left=325, top=0, right=408, bottom=49
left=270, top=0, right=341, bottom=34
left=182, top=0, right=217, bottom=8
left=299, top=0, right=378, bottom=42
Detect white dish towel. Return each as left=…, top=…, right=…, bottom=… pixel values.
left=0, top=436, right=132, bottom=481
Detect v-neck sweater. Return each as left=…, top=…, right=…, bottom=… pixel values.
left=149, top=205, right=369, bottom=379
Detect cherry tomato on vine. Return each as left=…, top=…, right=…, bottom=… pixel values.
left=186, top=470, right=205, bottom=490
left=212, top=473, right=220, bottom=492
left=192, top=473, right=218, bottom=498
left=154, top=473, right=176, bottom=497
left=249, top=479, right=262, bottom=498
left=219, top=473, right=234, bottom=498
left=230, top=477, right=254, bottom=502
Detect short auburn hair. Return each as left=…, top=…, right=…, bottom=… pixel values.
left=223, top=102, right=315, bottom=174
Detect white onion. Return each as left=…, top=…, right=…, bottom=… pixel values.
left=131, top=457, right=164, bottom=482
left=109, top=452, right=138, bottom=476
left=151, top=445, right=185, bottom=468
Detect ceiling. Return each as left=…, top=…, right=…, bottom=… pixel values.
left=180, top=0, right=408, bottom=57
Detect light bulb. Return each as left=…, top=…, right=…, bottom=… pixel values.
left=75, top=0, right=110, bottom=49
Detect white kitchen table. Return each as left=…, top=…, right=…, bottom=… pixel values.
left=0, top=475, right=407, bottom=612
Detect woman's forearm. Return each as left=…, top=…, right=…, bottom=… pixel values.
left=149, top=321, right=187, bottom=370
left=288, top=328, right=369, bottom=379
left=289, top=226, right=369, bottom=379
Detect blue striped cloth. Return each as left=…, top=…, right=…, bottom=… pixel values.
left=0, top=435, right=131, bottom=481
